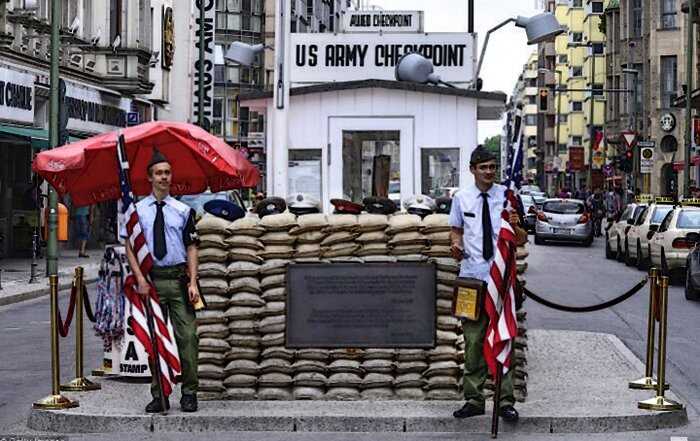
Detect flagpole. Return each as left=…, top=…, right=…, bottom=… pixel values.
left=491, top=362, right=503, bottom=438
left=116, top=134, right=168, bottom=414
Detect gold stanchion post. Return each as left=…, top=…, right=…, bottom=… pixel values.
left=638, top=276, right=684, bottom=411
left=61, top=267, right=101, bottom=392
left=629, top=267, right=667, bottom=390
left=33, top=275, right=79, bottom=410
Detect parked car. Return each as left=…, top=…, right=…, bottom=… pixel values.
left=684, top=231, right=700, bottom=300
left=179, top=190, right=245, bottom=218
left=519, top=185, right=542, bottom=196
left=649, top=205, right=700, bottom=280
left=534, top=198, right=593, bottom=246
left=605, top=202, right=647, bottom=261
left=624, top=201, right=673, bottom=269
left=519, top=193, right=538, bottom=233
left=530, top=191, right=547, bottom=207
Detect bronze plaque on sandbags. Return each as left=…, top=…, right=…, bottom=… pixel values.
left=286, top=263, right=436, bottom=348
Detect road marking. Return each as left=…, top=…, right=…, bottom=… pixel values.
left=670, top=437, right=688, bottom=441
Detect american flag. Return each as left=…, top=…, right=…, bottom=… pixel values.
left=483, top=189, right=519, bottom=377
left=482, top=106, right=524, bottom=378
left=116, top=135, right=181, bottom=398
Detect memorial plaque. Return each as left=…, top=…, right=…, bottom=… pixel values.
left=286, top=263, right=436, bottom=348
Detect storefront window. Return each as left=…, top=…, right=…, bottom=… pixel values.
left=342, top=130, right=400, bottom=204
left=289, top=150, right=322, bottom=202
left=421, top=148, right=460, bottom=198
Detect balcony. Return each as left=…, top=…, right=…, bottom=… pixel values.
left=89, top=47, right=154, bottom=95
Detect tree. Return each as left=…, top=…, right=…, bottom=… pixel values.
left=483, top=135, right=502, bottom=172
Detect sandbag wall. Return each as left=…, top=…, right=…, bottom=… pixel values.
left=194, top=212, right=528, bottom=401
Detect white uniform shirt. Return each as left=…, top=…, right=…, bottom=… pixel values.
left=119, top=194, right=194, bottom=267
left=448, top=183, right=506, bottom=281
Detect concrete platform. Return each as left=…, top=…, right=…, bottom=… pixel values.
left=27, top=330, right=688, bottom=434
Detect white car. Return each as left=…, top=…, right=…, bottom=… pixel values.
left=649, top=205, right=700, bottom=278
left=624, top=202, right=674, bottom=269
left=605, top=203, right=648, bottom=261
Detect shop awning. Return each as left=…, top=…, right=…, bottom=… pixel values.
left=0, top=125, right=82, bottom=149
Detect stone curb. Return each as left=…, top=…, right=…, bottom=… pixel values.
left=27, top=400, right=687, bottom=434
left=0, top=272, right=100, bottom=307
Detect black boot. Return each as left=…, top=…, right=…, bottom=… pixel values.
left=453, top=402, right=485, bottom=418
left=499, top=405, right=519, bottom=422
left=180, top=394, right=198, bottom=412
left=145, top=397, right=169, bottom=413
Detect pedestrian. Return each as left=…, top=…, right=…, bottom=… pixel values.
left=122, top=148, right=201, bottom=413
left=448, top=146, right=527, bottom=423
left=73, top=203, right=93, bottom=257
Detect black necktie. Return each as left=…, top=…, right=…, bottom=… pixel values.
left=481, top=193, right=494, bottom=260
left=154, top=201, right=167, bottom=260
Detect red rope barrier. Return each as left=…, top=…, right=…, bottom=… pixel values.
left=57, top=283, right=78, bottom=338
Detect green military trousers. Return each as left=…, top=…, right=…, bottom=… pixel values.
left=150, top=265, right=199, bottom=398
left=462, top=310, right=514, bottom=409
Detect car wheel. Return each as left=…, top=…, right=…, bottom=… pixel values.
left=605, top=233, right=613, bottom=260
left=624, top=239, right=633, bottom=266
left=534, top=234, right=544, bottom=245
left=661, top=247, right=670, bottom=278
left=616, top=236, right=624, bottom=262
left=686, top=269, right=700, bottom=301
left=636, top=239, right=646, bottom=271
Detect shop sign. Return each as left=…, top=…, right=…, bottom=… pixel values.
left=0, top=66, right=34, bottom=124
left=343, top=10, right=423, bottom=33
left=162, top=6, right=175, bottom=69
left=64, top=82, right=130, bottom=132
left=192, top=0, right=215, bottom=131
left=291, top=33, right=475, bottom=84
left=569, top=146, right=585, bottom=171
left=692, top=117, right=700, bottom=154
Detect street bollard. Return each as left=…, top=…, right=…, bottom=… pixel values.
left=29, top=262, right=39, bottom=284
left=629, top=267, right=667, bottom=390
left=33, top=275, right=79, bottom=410
left=638, top=276, right=684, bottom=411
left=0, top=268, right=3, bottom=290
left=61, top=267, right=101, bottom=392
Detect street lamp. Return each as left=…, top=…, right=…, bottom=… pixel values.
left=224, top=0, right=289, bottom=198
left=475, top=13, right=564, bottom=88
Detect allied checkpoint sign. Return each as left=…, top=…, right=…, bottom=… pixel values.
left=342, top=10, right=424, bottom=33
left=286, top=263, right=436, bottom=348
left=290, top=33, right=476, bottom=85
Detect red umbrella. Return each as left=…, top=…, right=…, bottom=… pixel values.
left=32, top=121, right=261, bottom=206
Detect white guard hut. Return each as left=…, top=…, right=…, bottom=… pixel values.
left=239, top=25, right=506, bottom=213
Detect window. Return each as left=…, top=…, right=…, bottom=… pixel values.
left=592, top=43, right=604, bottom=55
left=421, top=149, right=460, bottom=198
left=571, top=0, right=582, bottom=7
left=110, top=0, right=123, bottom=42
left=592, top=84, right=604, bottom=97
left=558, top=114, right=568, bottom=123
left=289, top=149, right=323, bottom=202
left=558, top=54, right=568, bottom=64
left=572, top=136, right=583, bottom=145
left=677, top=210, right=700, bottom=229
left=661, top=0, right=676, bottom=29
left=572, top=66, right=583, bottom=77
left=652, top=206, right=673, bottom=224
left=212, top=98, right=223, bottom=136
left=571, top=32, right=583, bottom=43
left=660, top=56, right=677, bottom=109
left=342, top=131, right=401, bottom=204
left=572, top=101, right=583, bottom=111
left=631, top=0, right=643, bottom=38
left=592, top=1, right=604, bottom=13
left=558, top=143, right=568, bottom=153
left=525, top=115, right=538, bottom=125
left=62, top=0, right=78, bottom=29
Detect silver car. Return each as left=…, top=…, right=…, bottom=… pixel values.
left=534, top=198, right=593, bottom=246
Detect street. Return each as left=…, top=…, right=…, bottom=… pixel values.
left=0, top=236, right=698, bottom=440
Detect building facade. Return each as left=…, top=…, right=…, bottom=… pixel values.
left=0, top=0, right=188, bottom=257
left=605, top=0, right=690, bottom=197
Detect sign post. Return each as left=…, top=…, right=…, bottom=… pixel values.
left=639, top=140, right=655, bottom=194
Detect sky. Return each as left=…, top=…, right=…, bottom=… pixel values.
left=368, top=0, right=542, bottom=142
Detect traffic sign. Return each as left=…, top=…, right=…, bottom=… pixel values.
left=621, top=131, right=637, bottom=149
left=127, top=112, right=140, bottom=126
left=640, top=147, right=654, bottom=174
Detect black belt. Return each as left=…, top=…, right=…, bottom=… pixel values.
left=151, top=264, right=186, bottom=279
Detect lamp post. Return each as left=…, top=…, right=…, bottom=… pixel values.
left=46, top=0, right=61, bottom=276
left=686, top=0, right=695, bottom=197
left=225, top=0, right=289, bottom=198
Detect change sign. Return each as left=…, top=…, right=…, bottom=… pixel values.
left=290, top=33, right=475, bottom=85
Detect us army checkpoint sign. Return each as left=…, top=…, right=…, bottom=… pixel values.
left=290, top=33, right=476, bottom=85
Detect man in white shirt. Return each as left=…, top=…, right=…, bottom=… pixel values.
left=448, top=146, right=526, bottom=422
